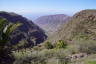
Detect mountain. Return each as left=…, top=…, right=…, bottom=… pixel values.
left=34, top=14, right=70, bottom=35
left=48, top=9, right=96, bottom=43
left=0, top=11, right=47, bottom=48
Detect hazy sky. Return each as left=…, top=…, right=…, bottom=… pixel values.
left=0, top=0, right=96, bottom=20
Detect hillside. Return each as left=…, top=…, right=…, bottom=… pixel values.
left=1, top=10, right=96, bottom=64
left=0, top=11, right=47, bottom=48
left=34, top=14, right=70, bottom=35
left=48, top=9, right=96, bottom=43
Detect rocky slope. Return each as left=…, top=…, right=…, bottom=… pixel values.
left=0, top=11, right=47, bottom=48
left=34, top=14, right=70, bottom=35
left=48, top=9, right=96, bottom=43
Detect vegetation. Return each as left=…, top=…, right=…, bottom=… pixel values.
left=44, top=41, right=53, bottom=49
left=1, top=10, right=96, bottom=64
left=87, top=61, right=96, bottom=64
left=55, top=40, right=67, bottom=49
left=12, top=38, right=96, bottom=64
left=0, top=17, right=21, bottom=64
left=13, top=48, right=70, bottom=64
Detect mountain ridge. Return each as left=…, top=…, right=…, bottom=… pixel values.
left=34, top=14, right=70, bottom=35
left=47, top=9, right=96, bottom=43
left=0, top=11, right=47, bottom=48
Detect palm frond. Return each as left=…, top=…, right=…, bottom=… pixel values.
left=0, top=17, right=22, bottom=46
left=4, top=22, right=22, bottom=36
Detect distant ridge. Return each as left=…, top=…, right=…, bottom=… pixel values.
left=34, top=14, right=70, bottom=35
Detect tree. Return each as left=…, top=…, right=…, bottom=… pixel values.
left=0, top=17, right=21, bottom=64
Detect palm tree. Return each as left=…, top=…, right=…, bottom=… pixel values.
left=0, top=17, right=21, bottom=47
left=0, top=17, right=21, bottom=64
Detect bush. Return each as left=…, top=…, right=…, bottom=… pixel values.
left=13, top=49, right=70, bottom=64
left=44, top=41, right=53, bottom=49
left=56, top=40, right=67, bottom=49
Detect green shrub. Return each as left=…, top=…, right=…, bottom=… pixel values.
left=44, top=41, right=53, bottom=49
left=13, top=49, right=70, bottom=64
left=56, top=40, right=67, bottom=49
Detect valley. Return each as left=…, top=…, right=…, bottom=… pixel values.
left=0, top=9, right=96, bottom=64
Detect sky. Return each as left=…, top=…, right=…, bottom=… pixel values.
left=0, top=0, right=96, bottom=20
